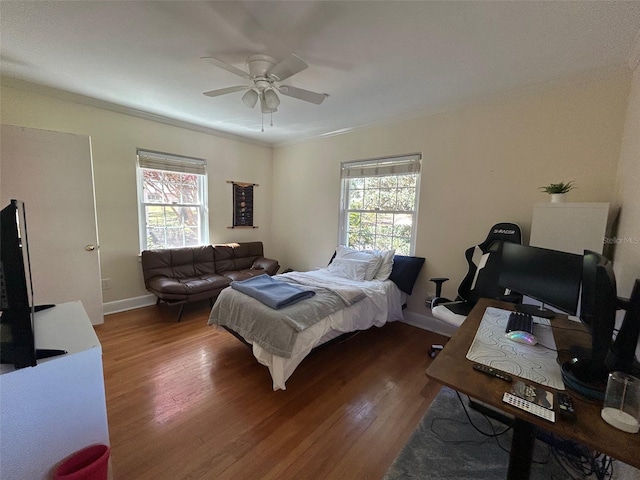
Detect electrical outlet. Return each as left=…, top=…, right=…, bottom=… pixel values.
left=101, top=278, right=111, bottom=290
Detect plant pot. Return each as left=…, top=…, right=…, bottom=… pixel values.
left=550, top=193, right=565, bottom=203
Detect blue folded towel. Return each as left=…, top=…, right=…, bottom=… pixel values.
left=231, top=274, right=316, bottom=310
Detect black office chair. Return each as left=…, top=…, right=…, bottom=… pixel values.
left=429, top=222, right=523, bottom=329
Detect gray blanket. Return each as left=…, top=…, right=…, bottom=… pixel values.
left=208, top=272, right=366, bottom=358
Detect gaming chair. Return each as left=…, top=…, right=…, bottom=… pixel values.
left=429, top=222, right=523, bottom=331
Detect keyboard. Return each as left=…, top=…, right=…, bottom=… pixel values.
left=505, top=312, right=534, bottom=334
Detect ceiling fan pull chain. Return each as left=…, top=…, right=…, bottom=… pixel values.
left=270, top=111, right=273, bottom=127
left=261, top=112, right=264, bottom=132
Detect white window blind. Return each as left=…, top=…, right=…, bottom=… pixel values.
left=137, top=149, right=206, bottom=175
left=341, top=154, right=421, bottom=178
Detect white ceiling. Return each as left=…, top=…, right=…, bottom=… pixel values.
left=2, top=1, right=640, bottom=146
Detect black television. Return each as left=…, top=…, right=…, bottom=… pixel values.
left=0, top=199, right=64, bottom=369
left=561, top=251, right=619, bottom=399
left=498, top=243, right=583, bottom=318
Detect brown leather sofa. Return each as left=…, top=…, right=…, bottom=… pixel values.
left=141, top=242, right=279, bottom=321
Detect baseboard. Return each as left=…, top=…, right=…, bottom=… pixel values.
left=401, top=310, right=457, bottom=338
left=105, top=297, right=462, bottom=333
left=103, top=294, right=156, bottom=316
left=400, top=311, right=432, bottom=330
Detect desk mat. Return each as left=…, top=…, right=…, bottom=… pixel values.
left=466, top=307, right=565, bottom=390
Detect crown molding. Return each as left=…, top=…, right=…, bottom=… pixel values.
left=0, top=77, right=272, bottom=148
left=4, top=64, right=632, bottom=152
left=273, top=64, right=630, bottom=148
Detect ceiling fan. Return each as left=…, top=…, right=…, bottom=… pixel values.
left=201, top=53, right=328, bottom=116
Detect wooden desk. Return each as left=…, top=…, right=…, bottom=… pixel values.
left=426, top=298, right=640, bottom=479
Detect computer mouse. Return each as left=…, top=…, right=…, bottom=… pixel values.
left=505, top=330, right=538, bottom=345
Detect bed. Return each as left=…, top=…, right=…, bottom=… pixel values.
left=208, top=250, right=424, bottom=390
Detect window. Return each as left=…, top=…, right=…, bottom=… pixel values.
left=339, top=154, right=421, bottom=255
left=136, top=149, right=208, bottom=251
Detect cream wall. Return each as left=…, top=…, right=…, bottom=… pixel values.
left=271, top=71, right=632, bottom=315
left=1, top=69, right=635, bottom=317
left=613, top=52, right=640, bottom=298
left=0, top=86, right=273, bottom=307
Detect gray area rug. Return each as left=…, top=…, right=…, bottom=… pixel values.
left=384, top=386, right=573, bottom=480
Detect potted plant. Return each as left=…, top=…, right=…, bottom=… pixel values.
left=539, top=181, right=575, bottom=203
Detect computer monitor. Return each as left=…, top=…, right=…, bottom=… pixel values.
left=498, top=243, right=583, bottom=318
left=561, top=251, right=619, bottom=399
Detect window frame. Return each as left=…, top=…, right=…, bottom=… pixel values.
left=339, top=154, right=421, bottom=255
left=136, top=149, right=209, bottom=252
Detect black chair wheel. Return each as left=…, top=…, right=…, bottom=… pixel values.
left=429, top=344, right=444, bottom=358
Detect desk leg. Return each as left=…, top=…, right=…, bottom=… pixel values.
left=507, top=418, right=536, bottom=480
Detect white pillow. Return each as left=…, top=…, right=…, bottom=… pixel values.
left=373, top=248, right=395, bottom=281
left=334, top=245, right=382, bottom=281
left=326, top=258, right=368, bottom=281
left=335, top=245, right=395, bottom=281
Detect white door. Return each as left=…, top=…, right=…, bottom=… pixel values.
left=0, top=125, right=104, bottom=324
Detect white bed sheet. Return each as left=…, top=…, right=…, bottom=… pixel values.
left=223, top=269, right=405, bottom=390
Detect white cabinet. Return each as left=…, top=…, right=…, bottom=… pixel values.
left=0, top=301, right=110, bottom=480
left=530, top=202, right=617, bottom=255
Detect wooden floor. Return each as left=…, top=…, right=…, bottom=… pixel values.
left=94, top=301, right=449, bottom=480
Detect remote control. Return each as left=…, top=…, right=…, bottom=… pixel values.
left=473, top=363, right=513, bottom=382
left=503, top=392, right=556, bottom=422
left=557, top=392, right=576, bottom=419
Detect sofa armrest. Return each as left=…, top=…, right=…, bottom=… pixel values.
left=252, top=257, right=280, bottom=275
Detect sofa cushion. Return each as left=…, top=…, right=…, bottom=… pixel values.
left=213, top=242, right=266, bottom=274
left=147, top=274, right=230, bottom=301
left=141, top=245, right=216, bottom=284
left=251, top=257, right=280, bottom=275
left=147, top=274, right=230, bottom=295
left=200, top=273, right=233, bottom=290
left=224, top=269, right=271, bottom=282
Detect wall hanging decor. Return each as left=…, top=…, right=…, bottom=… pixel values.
left=228, top=181, right=258, bottom=228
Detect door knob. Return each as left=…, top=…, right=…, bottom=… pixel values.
left=85, top=244, right=96, bottom=251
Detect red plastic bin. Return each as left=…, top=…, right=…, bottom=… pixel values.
left=54, top=444, right=110, bottom=480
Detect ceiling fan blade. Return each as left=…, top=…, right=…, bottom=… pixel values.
left=267, top=54, right=308, bottom=82
left=201, top=57, right=252, bottom=79
left=279, top=85, right=328, bottom=105
left=203, top=86, right=248, bottom=98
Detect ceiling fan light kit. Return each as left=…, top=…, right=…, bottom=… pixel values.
left=258, top=95, right=273, bottom=113
left=202, top=53, right=328, bottom=130
left=242, top=89, right=259, bottom=108
left=263, top=88, right=280, bottom=109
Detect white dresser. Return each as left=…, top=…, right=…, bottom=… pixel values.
left=0, top=301, right=110, bottom=480
left=530, top=202, right=617, bottom=255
